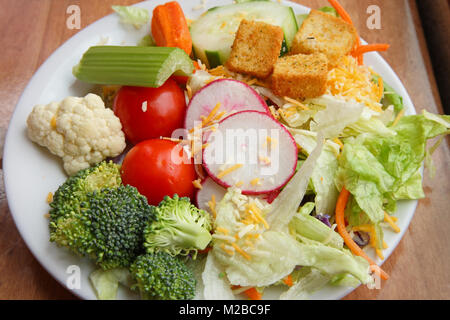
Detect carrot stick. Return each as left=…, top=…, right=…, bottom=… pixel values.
left=335, top=187, right=389, bottom=280
left=352, top=44, right=390, bottom=57
left=151, top=1, right=192, bottom=55
left=244, top=287, right=262, bottom=300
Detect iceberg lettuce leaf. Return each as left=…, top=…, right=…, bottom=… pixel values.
left=112, top=5, right=149, bottom=29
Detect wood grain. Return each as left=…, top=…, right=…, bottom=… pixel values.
left=0, top=0, right=448, bottom=300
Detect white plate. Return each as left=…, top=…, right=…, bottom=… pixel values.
left=3, top=0, right=418, bottom=300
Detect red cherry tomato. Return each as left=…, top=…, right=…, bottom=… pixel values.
left=121, top=139, right=196, bottom=205
left=114, top=79, right=186, bottom=145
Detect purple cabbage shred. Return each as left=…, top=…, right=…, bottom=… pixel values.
left=315, top=214, right=332, bottom=228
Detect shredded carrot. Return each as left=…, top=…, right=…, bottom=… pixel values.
left=352, top=44, right=390, bottom=58
left=335, top=187, right=389, bottom=280
left=328, top=0, right=353, bottom=24
left=283, top=275, right=293, bottom=287
left=329, top=0, right=390, bottom=66
left=198, top=246, right=212, bottom=254
left=243, top=287, right=262, bottom=300
left=151, top=1, right=192, bottom=55
left=327, top=0, right=364, bottom=65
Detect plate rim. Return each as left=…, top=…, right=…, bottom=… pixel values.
left=3, top=0, right=418, bottom=300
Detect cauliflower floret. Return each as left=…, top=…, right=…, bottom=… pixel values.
left=27, top=93, right=126, bottom=176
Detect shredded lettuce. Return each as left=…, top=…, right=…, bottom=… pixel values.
left=89, top=268, right=132, bottom=300
left=294, top=235, right=372, bottom=284
left=309, top=95, right=364, bottom=139
left=287, top=128, right=341, bottom=216
left=280, top=268, right=330, bottom=300
left=289, top=203, right=344, bottom=248
left=112, top=5, right=149, bottom=29
left=297, top=6, right=339, bottom=28
left=318, top=6, right=339, bottom=17
left=137, top=35, right=155, bottom=47
left=211, top=187, right=372, bottom=288
left=337, top=110, right=449, bottom=228
left=296, top=14, right=309, bottom=27
left=267, top=133, right=324, bottom=231
left=330, top=273, right=360, bottom=288
left=202, top=253, right=235, bottom=300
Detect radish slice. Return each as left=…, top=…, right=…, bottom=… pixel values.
left=262, top=189, right=281, bottom=204
left=202, top=110, right=298, bottom=195
left=184, top=79, right=270, bottom=131
left=195, top=177, right=228, bottom=214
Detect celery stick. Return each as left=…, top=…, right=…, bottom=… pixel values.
left=73, top=46, right=194, bottom=87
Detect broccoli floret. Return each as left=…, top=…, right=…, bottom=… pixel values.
left=50, top=161, right=122, bottom=221
left=144, top=194, right=212, bottom=257
left=130, top=252, right=196, bottom=300
left=49, top=162, right=155, bottom=269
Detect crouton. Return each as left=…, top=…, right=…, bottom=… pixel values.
left=290, top=10, right=358, bottom=65
left=226, top=19, right=284, bottom=79
left=271, top=53, right=328, bottom=99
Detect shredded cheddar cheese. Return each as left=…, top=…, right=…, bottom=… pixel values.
left=384, top=212, right=401, bottom=233
left=46, top=192, right=53, bottom=204
left=231, top=243, right=251, bottom=260
left=186, top=84, right=192, bottom=100
left=250, top=178, right=261, bottom=186
left=391, top=109, right=405, bottom=127
left=192, top=179, right=202, bottom=190
left=217, top=164, right=243, bottom=179
left=333, top=138, right=344, bottom=150
left=235, top=181, right=244, bottom=187
left=216, top=227, right=229, bottom=235
left=327, top=55, right=383, bottom=112
left=50, top=116, right=57, bottom=129
left=284, top=96, right=309, bottom=110
left=269, top=106, right=280, bottom=120
left=221, top=243, right=235, bottom=256
left=208, top=195, right=217, bottom=218
left=258, top=155, right=271, bottom=165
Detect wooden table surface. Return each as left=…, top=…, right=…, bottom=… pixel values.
left=0, top=0, right=448, bottom=300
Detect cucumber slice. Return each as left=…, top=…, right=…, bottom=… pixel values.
left=190, top=1, right=298, bottom=68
